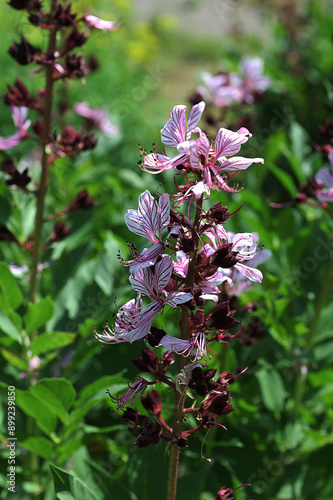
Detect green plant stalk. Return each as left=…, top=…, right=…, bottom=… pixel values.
left=29, top=24, right=57, bottom=308
left=166, top=197, right=203, bottom=500
left=27, top=3, right=58, bottom=489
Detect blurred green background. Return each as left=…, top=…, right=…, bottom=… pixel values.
left=0, top=1, right=333, bottom=499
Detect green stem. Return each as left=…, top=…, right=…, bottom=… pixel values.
left=29, top=24, right=57, bottom=308
left=26, top=4, right=58, bottom=494
left=166, top=197, right=203, bottom=500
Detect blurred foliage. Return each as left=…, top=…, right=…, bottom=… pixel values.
left=0, top=0, right=333, bottom=499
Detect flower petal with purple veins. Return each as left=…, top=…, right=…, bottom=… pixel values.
left=186, top=101, right=205, bottom=137
left=164, top=291, right=193, bottom=307
left=235, top=263, right=263, bottom=283
left=128, top=243, right=164, bottom=274
left=157, top=335, right=191, bottom=354
left=214, top=127, right=251, bottom=158
left=161, top=105, right=187, bottom=147
left=217, top=156, right=264, bottom=171
left=154, top=255, right=173, bottom=291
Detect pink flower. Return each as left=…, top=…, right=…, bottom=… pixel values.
left=196, top=57, right=270, bottom=108
left=83, top=14, right=122, bottom=31
left=174, top=250, right=230, bottom=303
left=142, top=102, right=263, bottom=194
left=315, top=150, right=333, bottom=202
left=73, top=101, right=119, bottom=136
left=124, top=190, right=171, bottom=273
left=241, top=57, right=271, bottom=104
left=204, top=226, right=264, bottom=283
left=108, top=378, right=148, bottom=411
left=157, top=335, right=191, bottom=355
left=96, top=256, right=192, bottom=344
left=199, top=72, right=243, bottom=108
left=0, top=106, right=31, bottom=151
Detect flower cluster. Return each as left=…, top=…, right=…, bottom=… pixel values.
left=141, top=101, right=263, bottom=197
left=95, top=102, right=269, bottom=459
left=191, top=57, right=271, bottom=109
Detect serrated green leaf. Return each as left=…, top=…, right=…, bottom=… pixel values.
left=24, top=297, right=55, bottom=334
left=31, top=331, right=76, bottom=356
left=0, top=262, right=23, bottom=312
left=21, top=436, right=54, bottom=459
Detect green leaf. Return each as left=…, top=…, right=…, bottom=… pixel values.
left=50, top=464, right=71, bottom=491
left=16, top=389, right=57, bottom=435
left=49, top=464, right=101, bottom=500
left=94, top=233, right=120, bottom=295
left=31, top=331, right=76, bottom=356
left=0, top=348, right=27, bottom=371
left=255, top=366, right=286, bottom=415
left=0, top=310, right=21, bottom=342
left=0, top=262, right=23, bottom=312
left=266, top=162, right=298, bottom=196
left=21, top=436, right=54, bottom=459
left=75, top=372, right=126, bottom=406
left=24, top=297, right=55, bottom=334
left=30, top=378, right=76, bottom=423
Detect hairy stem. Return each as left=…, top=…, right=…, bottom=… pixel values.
left=29, top=24, right=57, bottom=308
left=166, top=197, right=203, bottom=500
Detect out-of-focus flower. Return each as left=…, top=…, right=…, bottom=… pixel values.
left=54, top=4, right=76, bottom=27
left=0, top=106, right=31, bottom=151
left=82, top=14, right=122, bottom=31
left=54, top=124, right=97, bottom=157
left=314, top=150, right=333, bottom=202
left=49, top=221, right=72, bottom=242
left=195, top=56, right=270, bottom=108
left=8, top=0, right=41, bottom=10
left=2, top=157, right=31, bottom=188
left=3, top=79, right=35, bottom=108
left=68, top=189, right=95, bottom=211
left=8, top=37, right=41, bottom=65
left=241, top=56, right=271, bottom=104
left=73, top=101, right=119, bottom=136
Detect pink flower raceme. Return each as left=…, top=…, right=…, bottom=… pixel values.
left=314, top=150, right=333, bottom=202
left=142, top=102, right=263, bottom=195
left=0, top=106, right=31, bottom=150
left=96, top=256, right=192, bottom=344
